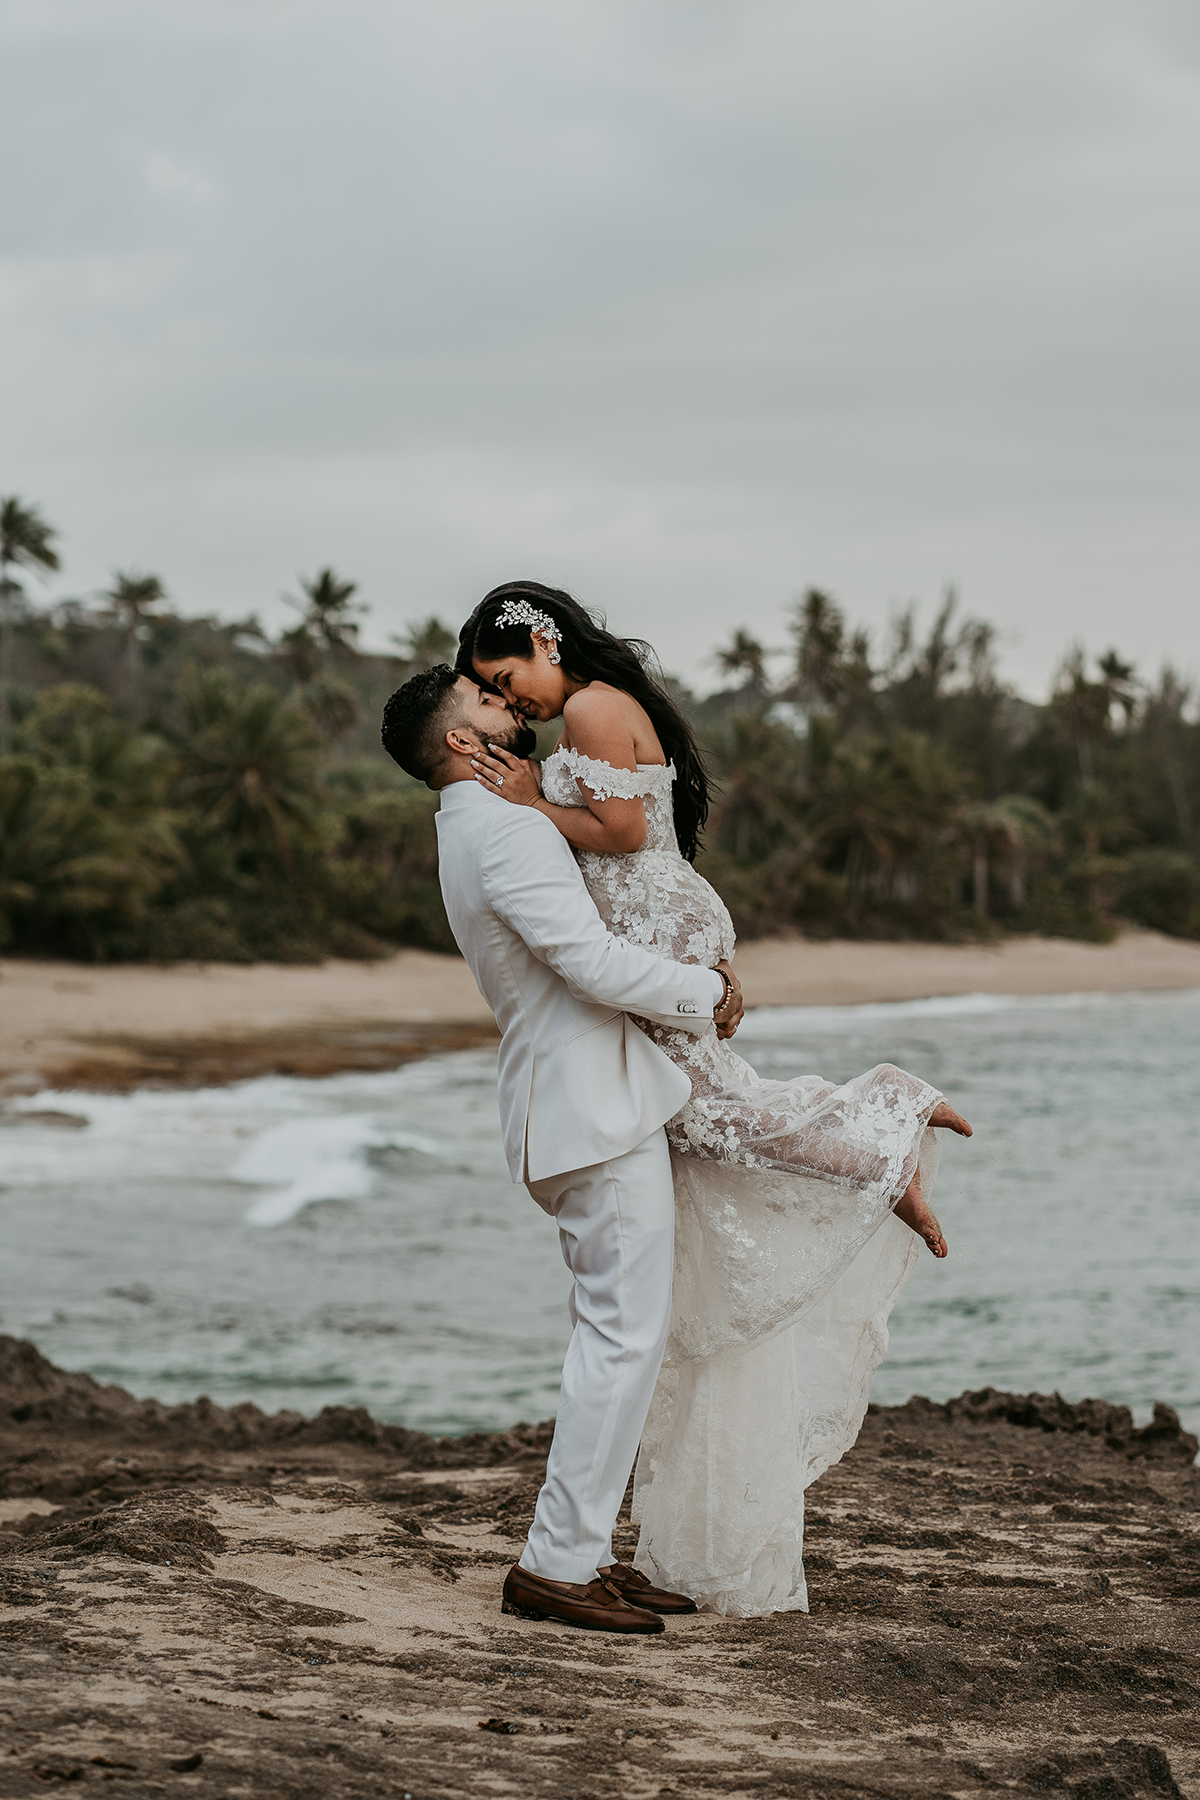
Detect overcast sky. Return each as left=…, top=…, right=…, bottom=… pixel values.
left=2, top=0, right=1197, bottom=697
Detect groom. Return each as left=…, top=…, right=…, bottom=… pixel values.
left=382, top=666, right=741, bottom=1633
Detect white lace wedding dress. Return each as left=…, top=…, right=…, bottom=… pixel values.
left=540, top=746, right=944, bottom=1617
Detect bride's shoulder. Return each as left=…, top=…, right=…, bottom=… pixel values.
left=560, top=684, right=641, bottom=764
left=561, top=682, right=639, bottom=733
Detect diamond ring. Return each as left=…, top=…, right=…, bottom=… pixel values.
left=495, top=775, right=504, bottom=788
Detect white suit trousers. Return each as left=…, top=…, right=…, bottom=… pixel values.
left=519, top=1128, right=675, bottom=1586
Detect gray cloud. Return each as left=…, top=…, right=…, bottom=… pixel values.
left=1, top=0, right=1197, bottom=694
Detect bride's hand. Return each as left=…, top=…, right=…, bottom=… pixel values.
left=472, top=743, right=543, bottom=807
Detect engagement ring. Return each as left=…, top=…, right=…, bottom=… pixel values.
left=495, top=775, right=504, bottom=787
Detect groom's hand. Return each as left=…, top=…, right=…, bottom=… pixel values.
left=713, top=959, right=743, bottom=1039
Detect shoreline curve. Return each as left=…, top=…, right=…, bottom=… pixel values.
left=3, top=928, right=1199, bottom=1095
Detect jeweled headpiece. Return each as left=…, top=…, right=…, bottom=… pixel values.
left=493, top=596, right=561, bottom=662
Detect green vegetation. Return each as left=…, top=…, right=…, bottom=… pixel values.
left=0, top=497, right=1197, bottom=962
left=697, top=591, right=1200, bottom=943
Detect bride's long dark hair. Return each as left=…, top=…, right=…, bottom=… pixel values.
left=456, top=580, right=710, bottom=862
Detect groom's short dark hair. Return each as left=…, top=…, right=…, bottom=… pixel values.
left=381, top=664, right=465, bottom=786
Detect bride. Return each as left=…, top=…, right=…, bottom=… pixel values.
left=457, top=580, right=972, bottom=1618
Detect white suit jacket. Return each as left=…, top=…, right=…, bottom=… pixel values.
left=435, top=779, right=716, bottom=1184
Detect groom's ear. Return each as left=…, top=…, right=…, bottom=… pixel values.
left=444, top=725, right=478, bottom=758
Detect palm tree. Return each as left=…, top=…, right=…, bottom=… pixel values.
left=288, top=568, right=365, bottom=652
left=297, top=673, right=360, bottom=741
left=1142, top=665, right=1195, bottom=850
left=1050, top=647, right=1112, bottom=784
left=707, top=714, right=807, bottom=861
left=811, top=729, right=964, bottom=911
left=915, top=588, right=961, bottom=698
left=0, top=685, right=179, bottom=955
left=0, top=757, right=180, bottom=955
left=278, top=622, right=322, bottom=685
left=992, top=795, right=1056, bottom=910
left=20, top=681, right=176, bottom=814
left=1066, top=779, right=1130, bottom=918
left=789, top=589, right=846, bottom=706
left=712, top=628, right=769, bottom=698
left=104, top=569, right=167, bottom=679
left=1, top=497, right=60, bottom=756
left=955, top=796, right=1055, bottom=916
left=1097, top=649, right=1139, bottom=727
left=180, top=669, right=324, bottom=861
left=390, top=615, right=457, bottom=671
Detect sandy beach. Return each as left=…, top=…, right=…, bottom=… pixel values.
left=2, top=1335, right=1197, bottom=1799
left=3, top=929, right=1200, bottom=1094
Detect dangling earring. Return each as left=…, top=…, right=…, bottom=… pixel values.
left=534, top=626, right=562, bottom=665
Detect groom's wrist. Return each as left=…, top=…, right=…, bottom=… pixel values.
left=707, top=969, right=726, bottom=1008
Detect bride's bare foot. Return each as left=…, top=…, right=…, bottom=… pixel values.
left=894, top=1177, right=948, bottom=1257
left=892, top=1100, right=967, bottom=1257
left=929, top=1101, right=973, bottom=1137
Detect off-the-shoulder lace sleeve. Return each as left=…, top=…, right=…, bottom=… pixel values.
left=552, top=748, right=676, bottom=802
left=541, top=743, right=736, bottom=964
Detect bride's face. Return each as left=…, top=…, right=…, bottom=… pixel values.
left=473, top=636, right=568, bottom=723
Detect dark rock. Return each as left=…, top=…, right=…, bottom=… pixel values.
left=0, top=1333, right=555, bottom=1468
left=876, top=1387, right=1199, bottom=1466
left=27, top=1492, right=227, bottom=1571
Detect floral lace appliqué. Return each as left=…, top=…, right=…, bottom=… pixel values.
left=541, top=748, right=735, bottom=969
left=545, top=746, right=677, bottom=805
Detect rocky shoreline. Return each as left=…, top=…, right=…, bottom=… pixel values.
left=2, top=1336, right=1198, bottom=1798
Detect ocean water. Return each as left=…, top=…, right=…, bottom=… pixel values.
left=2, top=989, right=1198, bottom=1439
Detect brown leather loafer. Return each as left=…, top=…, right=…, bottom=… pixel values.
left=501, top=1564, right=665, bottom=1634
left=599, top=1561, right=698, bottom=1614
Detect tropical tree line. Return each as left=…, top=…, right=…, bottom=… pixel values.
left=1, top=495, right=1197, bottom=963
left=697, top=592, right=1199, bottom=943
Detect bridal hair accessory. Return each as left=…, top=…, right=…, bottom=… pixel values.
left=494, top=597, right=562, bottom=664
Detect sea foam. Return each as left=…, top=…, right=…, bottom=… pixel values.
left=230, top=1114, right=443, bottom=1227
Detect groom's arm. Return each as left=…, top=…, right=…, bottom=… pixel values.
left=480, top=806, right=719, bottom=1032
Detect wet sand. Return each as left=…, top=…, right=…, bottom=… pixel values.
left=1, top=1336, right=1197, bottom=1798
left=4, top=929, right=1200, bottom=1094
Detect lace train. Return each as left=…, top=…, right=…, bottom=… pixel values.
left=632, top=1138, right=938, bottom=1617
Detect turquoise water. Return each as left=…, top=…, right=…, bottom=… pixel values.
left=2, top=989, right=1197, bottom=1438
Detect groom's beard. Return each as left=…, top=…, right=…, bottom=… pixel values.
left=481, top=715, right=538, bottom=760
